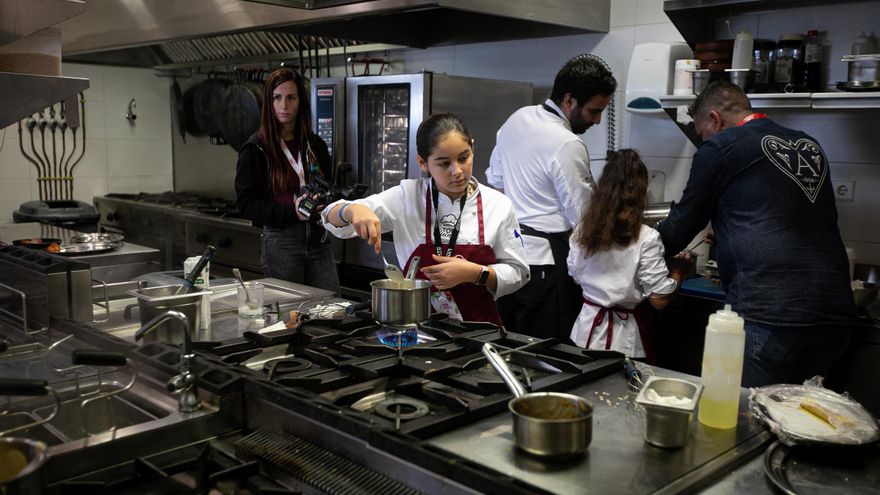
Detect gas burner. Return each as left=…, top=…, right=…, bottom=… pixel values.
left=374, top=397, right=431, bottom=421
left=264, top=357, right=313, bottom=376
left=374, top=326, right=438, bottom=348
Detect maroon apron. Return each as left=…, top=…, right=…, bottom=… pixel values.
left=402, top=188, right=502, bottom=326
left=582, top=297, right=654, bottom=362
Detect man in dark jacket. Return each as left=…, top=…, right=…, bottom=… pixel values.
left=658, top=81, right=857, bottom=387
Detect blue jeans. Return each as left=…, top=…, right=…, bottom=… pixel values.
left=742, top=321, right=852, bottom=388
left=261, top=222, right=339, bottom=294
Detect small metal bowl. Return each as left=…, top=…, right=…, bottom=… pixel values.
left=635, top=376, right=703, bottom=448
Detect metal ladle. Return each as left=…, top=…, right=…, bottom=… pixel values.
left=232, top=268, right=259, bottom=310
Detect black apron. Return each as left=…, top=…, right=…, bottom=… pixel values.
left=497, top=224, right=582, bottom=340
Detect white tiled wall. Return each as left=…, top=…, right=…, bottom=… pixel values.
left=0, top=63, right=173, bottom=220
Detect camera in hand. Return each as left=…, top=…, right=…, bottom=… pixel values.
left=297, top=175, right=368, bottom=219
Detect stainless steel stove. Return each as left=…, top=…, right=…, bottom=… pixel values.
left=204, top=312, right=623, bottom=438
left=93, top=192, right=260, bottom=276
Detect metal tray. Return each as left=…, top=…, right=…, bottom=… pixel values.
left=764, top=440, right=880, bottom=495
left=57, top=241, right=122, bottom=256
left=68, top=233, right=124, bottom=244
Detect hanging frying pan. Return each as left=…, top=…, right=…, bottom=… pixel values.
left=182, top=84, right=205, bottom=137
left=193, top=75, right=232, bottom=138
left=220, top=80, right=261, bottom=152
left=171, top=78, right=186, bottom=143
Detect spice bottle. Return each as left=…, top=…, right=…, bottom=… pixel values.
left=804, top=30, right=822, bottom=91
left=752, top=39, right=776, bottom=93
left=698, top=304, right=745, bottom=429
left=775, top=33, right=805, bottom=92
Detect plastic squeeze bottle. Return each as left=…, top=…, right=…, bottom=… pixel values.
left=698, top=304, right=745, bottom=429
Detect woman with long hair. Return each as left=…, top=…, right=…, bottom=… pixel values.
left=322, top=113, right=529, bottom=325
left=235, top=68, right=339, bottom=292
left=568, top=149, right=686, bottom=359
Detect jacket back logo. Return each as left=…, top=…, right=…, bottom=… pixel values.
left=760, top=136, right=827, bottom=203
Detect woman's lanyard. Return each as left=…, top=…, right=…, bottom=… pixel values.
left=279, top=139, right=305, bottom=187
left=431, top=179, right=467, bottom=257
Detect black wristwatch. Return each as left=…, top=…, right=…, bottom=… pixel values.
left=475, top=265, right=490, bottom=286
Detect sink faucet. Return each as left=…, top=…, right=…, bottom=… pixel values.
left=134, top=310, right=201, bottom=413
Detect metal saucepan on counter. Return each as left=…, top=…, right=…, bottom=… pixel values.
left=371, top=278, right=431, bottom=326
left=482, top=343, right=593, bottom=458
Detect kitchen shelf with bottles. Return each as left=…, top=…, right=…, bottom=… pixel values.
left=661, top=91, right=880, bottom=110
left=659, top=91, right=880, bottom=145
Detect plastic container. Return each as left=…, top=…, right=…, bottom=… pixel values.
left=775, top=34, right=805, bottom=92
left=803, top=30, right=822, bottom=91
left=731, top=31, right=754, bottom=70
left=725, top=69, right=756, bottom=92
left=673, top=59, right=701, bottom=95
left=698, top=304, right=745, bottom=429
left=689, top=69, right=712, bottom=95
left=752, top=39, right=777, bottom=92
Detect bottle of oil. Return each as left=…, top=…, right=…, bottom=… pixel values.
left=698, top=304, right=745, bottom=429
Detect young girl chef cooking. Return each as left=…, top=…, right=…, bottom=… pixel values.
left=322, top=113, right=529, bottom=325
left=568, top=149, right=689, bottom=359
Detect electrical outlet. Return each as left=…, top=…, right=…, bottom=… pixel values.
left=832, top=180, right=855, bottom=202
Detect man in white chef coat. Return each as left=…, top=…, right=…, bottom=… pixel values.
left=487, top=54, right=617, bottom=339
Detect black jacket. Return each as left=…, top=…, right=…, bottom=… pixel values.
left=235, top=132, right=332, bottom=227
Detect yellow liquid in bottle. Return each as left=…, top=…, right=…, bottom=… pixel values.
left=698, top=397, right=739, bottom=429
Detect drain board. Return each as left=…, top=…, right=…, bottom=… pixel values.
left=235, top=427, right=423, bottom=495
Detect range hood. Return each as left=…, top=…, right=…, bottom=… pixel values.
left=0, top=0, right=90, bottom=129
left=60, top=0, right=610, bottom=67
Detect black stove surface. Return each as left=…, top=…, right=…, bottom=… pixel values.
left=201, top=313, right=623, bottom=438
left=105, top=191, right=237, bottom=211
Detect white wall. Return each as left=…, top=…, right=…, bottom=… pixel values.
left=0, top=63, right=173, bottom=218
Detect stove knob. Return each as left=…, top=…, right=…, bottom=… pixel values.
left=195, top=232, right=209, bottom=244
left=106, top=212, right=117, bottom=222
left=218, top=236, right=232, bottom=248
left=141, top=218, right=152, bottom=228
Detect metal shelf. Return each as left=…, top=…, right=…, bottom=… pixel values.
left=0, top=71, right=89, bottom=129
left=0, top=0, right=85, bottom=46
left=660, top=92, right=880, bottom=109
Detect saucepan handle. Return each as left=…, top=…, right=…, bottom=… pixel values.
left=482, top=343, right=527, bottom=398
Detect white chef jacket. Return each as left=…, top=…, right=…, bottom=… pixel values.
left=567, top=225, right=677, bottom=358
left=321, top=177, right=530, bottom=299
left=487, top=99, right=595, bottom=265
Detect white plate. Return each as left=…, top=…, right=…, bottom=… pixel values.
left=751, top=385, right=880, bottom=446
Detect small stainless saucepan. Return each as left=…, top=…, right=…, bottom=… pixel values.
left=482, top=343, right=593, bottom=458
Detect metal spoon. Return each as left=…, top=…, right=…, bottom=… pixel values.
left=232, top=268, right=259, bottom=309
left=380, top=251, right=404, bottom=282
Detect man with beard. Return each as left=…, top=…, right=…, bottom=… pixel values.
left=487, top=54, right=617, bottom=340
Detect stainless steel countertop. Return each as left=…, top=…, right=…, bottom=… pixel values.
left=90, top=278, right=337, bottom=343
left=428, top=367, right=773, bottom=495
left=0, top=221, right=159, bottom=267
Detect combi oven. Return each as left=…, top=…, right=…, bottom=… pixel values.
left=312, top=72, right=533, bottom=272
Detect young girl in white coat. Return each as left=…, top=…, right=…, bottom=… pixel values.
left=568, top=149, right=685, bottom=359
left=322, top=113, right=529, bottom=325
